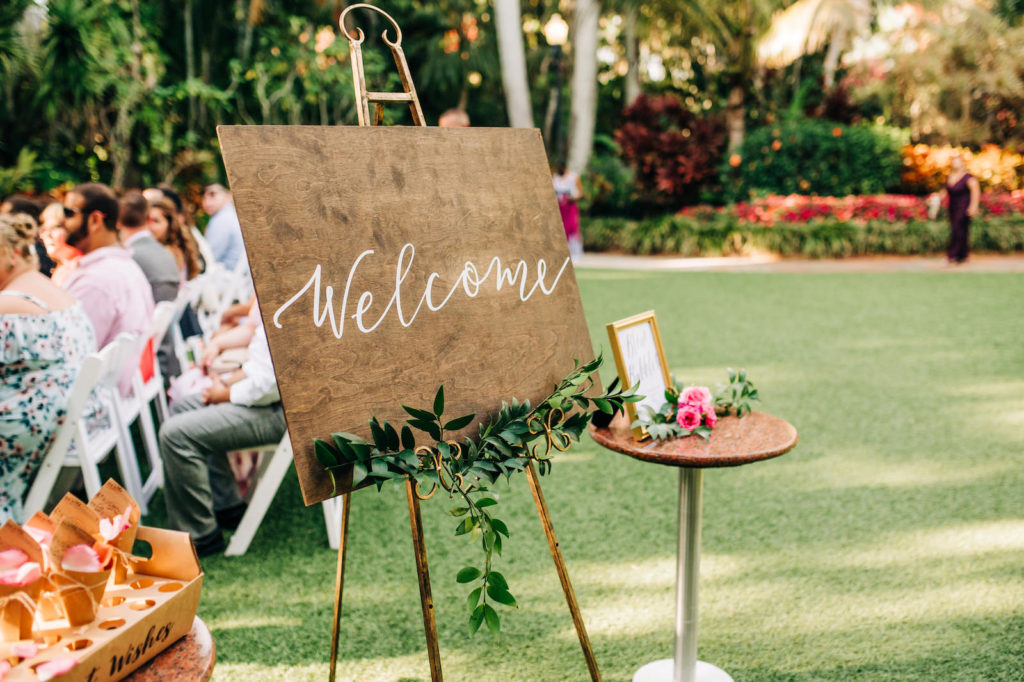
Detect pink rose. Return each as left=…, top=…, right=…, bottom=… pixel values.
left=676, top=404, right=702, bottom=431
left=680, top=386, right=713, bottom=411
left=704, top=409, right=717, bottom=429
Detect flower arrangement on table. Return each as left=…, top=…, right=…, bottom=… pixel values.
left=312, top=355, right=641, bottom=635
left=632, top=368, right=759, bottom=441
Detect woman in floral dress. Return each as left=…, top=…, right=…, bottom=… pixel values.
left=0, top=212, right=96, bottom=523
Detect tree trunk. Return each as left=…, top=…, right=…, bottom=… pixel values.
left=568, top=0, right=600, bottom=175
left=184, top=0, right=195, bottom=136
left=822, top=25, right=847, bottom=92
left=624, top=4, right=641, bottom=106
left=493, top=0, right=533, bottom=128
left=726, top=84, right=745, bottom=154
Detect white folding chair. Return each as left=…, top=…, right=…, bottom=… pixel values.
left=224, top=432, right=343, bottom=556
left=191, top=226, right=216, bottom=273
left=115, top=305, right=178, bottom=513
left=23, top=335, right=142, bottom=515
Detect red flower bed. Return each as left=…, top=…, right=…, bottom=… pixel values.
left=678, top=192, right=1024, bottom=226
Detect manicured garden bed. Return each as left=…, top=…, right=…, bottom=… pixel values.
left=584, top=194, right=1024, bottom=258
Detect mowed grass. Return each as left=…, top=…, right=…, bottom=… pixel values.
left=154, top=270, right=1024, bottom=681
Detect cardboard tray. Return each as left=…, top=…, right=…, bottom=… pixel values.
left=4, top=526, right=203, bottom=682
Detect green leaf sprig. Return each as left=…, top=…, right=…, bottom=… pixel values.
left=312, top=354, right=641, bottom=635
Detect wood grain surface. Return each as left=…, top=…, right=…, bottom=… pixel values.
left=217, top=126, right=596, bottom=505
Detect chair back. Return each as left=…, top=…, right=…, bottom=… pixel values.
left=151, top=300, right=178, bottom=350
left=22, top=342, right=115, bottom=515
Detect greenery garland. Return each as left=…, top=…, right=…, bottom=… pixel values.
left=312, top=355, right=641, bottom=634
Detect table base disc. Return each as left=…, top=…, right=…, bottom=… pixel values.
left=632, top=659, right=734, bottom=682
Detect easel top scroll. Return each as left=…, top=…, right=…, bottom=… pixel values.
left=218, top=5, right=597, bottom=506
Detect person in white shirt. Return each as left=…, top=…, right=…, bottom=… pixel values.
left=200, top=184, right=245, bottom=271
left=158, top=319, right=284, bottom=556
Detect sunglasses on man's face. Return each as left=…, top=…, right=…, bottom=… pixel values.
left=62, top=206, right=80, bottom=219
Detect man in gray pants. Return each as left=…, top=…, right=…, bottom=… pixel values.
left=159, top=324, right=285, bottom=556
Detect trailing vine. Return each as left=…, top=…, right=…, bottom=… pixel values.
left=312, top=355, right=641, bottom=634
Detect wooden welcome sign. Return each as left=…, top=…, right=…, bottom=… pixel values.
left=218, top=125, right=596, bottom=505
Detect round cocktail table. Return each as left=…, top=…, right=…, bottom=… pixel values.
left=125, top=616, right=215, bottom=681
left=589, top=411, right=797, bottom=682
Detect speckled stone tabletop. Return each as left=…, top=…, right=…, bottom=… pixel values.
left=589, top=411, right=798, bottom=468
left=124, top=617, right=214, bottom=681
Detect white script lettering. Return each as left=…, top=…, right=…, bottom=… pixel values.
left=272, top=243, right=571, bottom=338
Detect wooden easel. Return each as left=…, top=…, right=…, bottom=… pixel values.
left=327, top=6, right=600, bottom=681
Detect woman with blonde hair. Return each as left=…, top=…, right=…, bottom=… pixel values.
left=0, top=213, right=96, bottom=522
left=148, top=197, right=202, bottom=282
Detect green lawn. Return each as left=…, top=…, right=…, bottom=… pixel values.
left=154, top=270, right=1024, bottom=681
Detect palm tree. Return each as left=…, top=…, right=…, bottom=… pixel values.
left=494, top=0, right=534, bottom=127
left=672, top=0, right=780, bottom=152
left=567, top=0, right=601, bottom=174
left=758, top=0, right=873, bottom=92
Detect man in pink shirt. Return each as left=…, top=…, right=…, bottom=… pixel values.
left=63, top=183, right=154, bottom=396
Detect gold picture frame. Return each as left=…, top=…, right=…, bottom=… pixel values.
left=606, top=310, right=672, bottom=441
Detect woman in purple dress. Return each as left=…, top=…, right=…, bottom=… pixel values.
left=942, top=154, right=980, bottom=264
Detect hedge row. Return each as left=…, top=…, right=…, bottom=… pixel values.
left=581, top=214, right=1024, bottom=258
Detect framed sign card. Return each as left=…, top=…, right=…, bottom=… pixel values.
left=606, top=311, right=671, bottom=440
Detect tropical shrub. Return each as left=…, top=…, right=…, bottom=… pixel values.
left=614, top=94, right=726, bottom=207
left=900, top=144, right=1024, bottom=193
left=722, top=119, right=905, bottom=200
left=582, top=198, right=1024, bottom=258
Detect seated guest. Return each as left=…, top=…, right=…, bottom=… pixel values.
left=143, top=184, right=184, bottom=216
left=200, top=184, right=246, bottom=271
left=38, top=201, right=82, bottom=285
left=119, top=191, right=181, bottom=380
left=0, top=195, right=56, bottom=277
left=62, top=183, right=154, bottom=396
left=159, top=318, right=284, bottom=556
left=0, top=213, right=96, bottom=523
left=148, top=197, right=202, bottom=283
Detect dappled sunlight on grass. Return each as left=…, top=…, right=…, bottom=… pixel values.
left=211, top=615, right=305, bottom=630
left=796, top=451, right=1020, bottom=491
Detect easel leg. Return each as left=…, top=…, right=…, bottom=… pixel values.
left=329, top=493, right=351, bottom=682
left=406, top=479, right=444, bottom=682
left=526, top=462, right=602, bottom=681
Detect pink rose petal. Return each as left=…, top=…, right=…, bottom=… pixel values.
left=0, top=549, right=28, bottom=572
left=98, top=506, right=133, bottom=542
left=61, top=545, right=102, bottom=573
left=34, top=658, right=78, bottom=682
left=23, top=525, right=53, bottom=550
left=0, top=660, right=11, bottom=680
left=12, top=641, right=40, bottom=659
left=0, top=561, right=40, bottom=586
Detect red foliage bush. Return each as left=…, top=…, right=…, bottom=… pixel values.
left=678, top=192, right=1024, bottom=226
left=614, top=94, right=726, bottom=206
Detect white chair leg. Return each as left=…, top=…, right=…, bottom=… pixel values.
left=78, top=428, right=105, bottom=501
left=107, top=398, right=148, bottom=515
left=135, top=402, right=163, bottom=509
left=321, top=497, right=343, bottom=550
left=225, top=440, right=293, bottom=557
